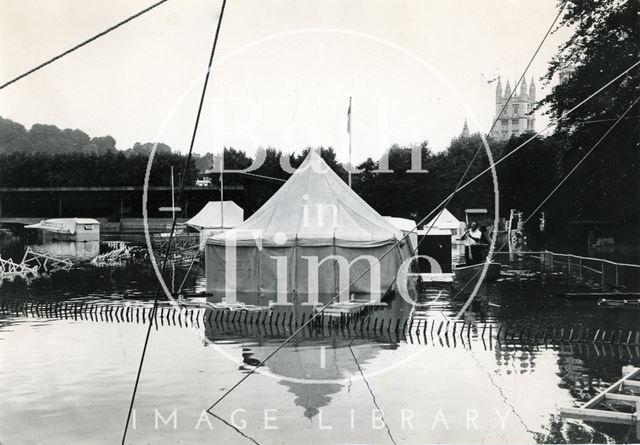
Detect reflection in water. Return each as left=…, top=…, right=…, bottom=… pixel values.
left=204, top=317, right=392, bottom=419
left=0, top=237, right=639, bottom=443
left=31, top=240, right=101, bottom=261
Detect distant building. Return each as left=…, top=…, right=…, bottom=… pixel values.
left=490, top=77, right=536, bottom=140
left=460, top=118, right=470, bottom=137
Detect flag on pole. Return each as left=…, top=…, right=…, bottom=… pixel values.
left=347, top=97, right=352, bottom=188
left=347, top=97, right=352, bottom=133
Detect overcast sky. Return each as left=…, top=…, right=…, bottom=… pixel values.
left=0, top=0, right=569, bottom=162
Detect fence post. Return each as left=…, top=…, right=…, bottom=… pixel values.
left=601, top=261, right=605, bottom=287
left=579, top=258, right=582, bottom=279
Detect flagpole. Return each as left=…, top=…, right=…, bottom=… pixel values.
left=220, top=150, right=224, bottom=229
left=170, top=166, right=175, bottom=222
left=348, top=96, right=352, bottom=188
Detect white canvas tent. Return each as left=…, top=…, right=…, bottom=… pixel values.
left=185, top=201, right=244, bottom=230
left=425, top=208, right=464, bottom=248
left=206, top=151, right=412, bottom=303
left=186, top=201, right=244, bottom=248
left=383, top=217, right=418, bottom=253
left=424, top=208, right=461, bottom=231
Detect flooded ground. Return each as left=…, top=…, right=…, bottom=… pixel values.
left=1, top=237, right=639, bottom=444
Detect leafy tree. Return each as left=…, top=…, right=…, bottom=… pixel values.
left=0, top=117, right=28, bottom=153
left=88, top=135, right=117, bottom=154
left=540, top=0, right=640, bottom=224
left=0, top=152, right=196, bottom=187
left=124, top=142, right=172, bottom=157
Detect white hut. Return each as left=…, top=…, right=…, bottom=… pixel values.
left=25, top=218, right=100, bottom=242
left=205, top=151, right=412, bottom=304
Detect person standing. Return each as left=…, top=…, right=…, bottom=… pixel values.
left=461, top=221, right=483, bottom=264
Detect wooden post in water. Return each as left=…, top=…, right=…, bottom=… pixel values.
left=579, top=258, right=583, bottom=279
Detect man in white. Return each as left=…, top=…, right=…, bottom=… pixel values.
left=461, top=221, right=483, bottom=264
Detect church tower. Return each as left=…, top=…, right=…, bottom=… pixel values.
left=461, top=118, right=470, bottom=138
left=490, top=76, right=536, bottom=141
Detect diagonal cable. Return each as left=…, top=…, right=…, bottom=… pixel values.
left=341, top=0, right=568, bottom=338
left=450, top=92, right=640, bottom=318
left=0, top=0, right=171, bottom=90
left=121, top=1, right=228, bottom=443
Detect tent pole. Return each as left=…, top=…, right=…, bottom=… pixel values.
left=333, top=234, right=339, bottom=301
left=293, top=234, right=298, bottom=297
left=348, top=97, right=352, bottom=188
left=220, top=152, right=224, bottom=229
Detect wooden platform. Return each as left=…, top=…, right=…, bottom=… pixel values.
left=598, top=298, right=640, bottom=309
left=316, top=300, right=386, bottom=316
left=564, top=292, right=640, bottom=300
left=411, top=273, right=454, bottom=282
left=560, top=366, right=640, bottom=439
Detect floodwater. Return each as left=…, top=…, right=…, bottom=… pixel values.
left=1, top=237, right=639, bottom=444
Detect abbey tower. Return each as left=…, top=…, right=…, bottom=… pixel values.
left=490, top=77, right=536, bottom=140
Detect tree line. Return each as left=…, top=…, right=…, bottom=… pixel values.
left=0, top=151, right=197, bottom=187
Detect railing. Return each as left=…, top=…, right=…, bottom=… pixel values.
left=495, top=250, right=640, bottom=292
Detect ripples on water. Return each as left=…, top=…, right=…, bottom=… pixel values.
left=0, top=238, right=638, bottom=444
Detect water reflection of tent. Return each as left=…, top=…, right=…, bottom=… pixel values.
left=185, top=201, right=244, bottom=248
left=268, top=342, right=383, bottom=419
left=203, top=324, right=389, bottom=419
left=206, top=151, right=412, bottom=302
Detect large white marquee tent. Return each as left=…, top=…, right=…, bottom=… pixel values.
left=205, top=151, right=412, bottom=303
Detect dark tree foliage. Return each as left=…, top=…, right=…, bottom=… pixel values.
left=124, top=141, right=172, bottom=157
left=0, top=152, right=197, bottom=187
left=209, top=147, right=254, bottom=173
left=435, top=134, right=498, bottom=218
left=0, top=116, right=121, bottom=155
left=540, top=0, right=640, bottom=224
left=354, top=142, right=433, bottom=220
left=292, top=146, right=347, bottom=178
left=254, top=147, right=290, bottom=180
left=496, top=133, right=563, bottom=231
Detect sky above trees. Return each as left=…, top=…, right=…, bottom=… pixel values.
left=0, top=0, right=569, bottom=162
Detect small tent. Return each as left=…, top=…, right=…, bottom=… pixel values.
left=185, top=201, right=244, bottom=248
left=206, top=151, right=412, bottom=303
left=424, top=208, right=461, bottom=231
left=383, top=217, right=418, bottom=253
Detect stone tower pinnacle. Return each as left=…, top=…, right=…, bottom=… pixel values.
left=529, top=77, right=536, bottom=100
left=461, top=119, right=470, bottom=138
left=490, top=76, right=536, bottom=141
